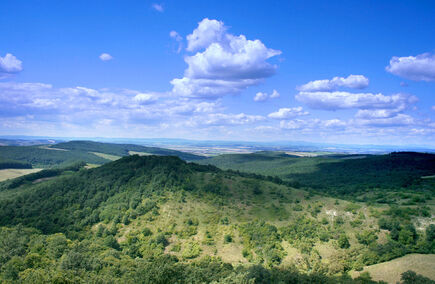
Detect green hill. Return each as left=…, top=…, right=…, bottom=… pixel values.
left=198, top=152, right=435, bottom=203
left=0, top=155, right=433, bottom=282
left=0, top=140, right=205, bottom=169
left=53, top=140, right=205, bottom=161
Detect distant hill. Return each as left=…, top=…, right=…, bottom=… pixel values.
left=53, top=140, right=205, bottom=161
left=198, top=151, right=435, bottom=201
left=0, top=140, right=205, bottom=169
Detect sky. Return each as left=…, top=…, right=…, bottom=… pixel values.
left=1, top=0, right=435, bottom=146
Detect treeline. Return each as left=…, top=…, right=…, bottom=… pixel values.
left=0, top=162, right=86, bottom=191
left=0, top=145, right=109, bottom=168
left=0, top=157, right=32, bottom=169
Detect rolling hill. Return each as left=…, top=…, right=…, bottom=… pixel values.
left=197, top=151, right=435, bottom=203
left=0, top=140, right=205, bottom=169
left=0, top=154, right=433, bottom=283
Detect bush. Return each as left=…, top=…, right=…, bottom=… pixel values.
left=182, top=242, right=202, bottom=259
left=224, top=234, right=232, bottom=243
left=338, top=234, right=350, bottom=249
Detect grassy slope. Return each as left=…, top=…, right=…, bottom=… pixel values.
left=0, top=168, right=42, bottom=182
left=351, top=254, right=435, bottom=283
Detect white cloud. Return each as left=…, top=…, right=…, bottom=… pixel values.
left=169, top=30, right=182, bottom=41
left=253, top=89, right=280, bottom=102
left=133, top=93, right=157, bottom=104
left=355, top=109, right=399, bottom=119
left=152, top=3, right=164, bottom=12
left=280, top=118, right=346, bottom=130
left=169, top=31, right=183, bottom=53
left=171, top=18, right=281, bottom=98
left=296, top=91, right=417, bottom=111
left=386, top=52, right=435, bottom=81
left=432, top=105, right=435, bottom=111
left=297, top=75, right=369, bottom=91
left=99, top=53, right=113, bottom=61
left=186, top=19, right=226, bottom=52
left=268, top=107, right=309, bottom=119
left=254, top=92, right=268, bottom=102
left=198, top=113, right=265, bottom=126
left=0, top=53, right=23, bottom=78
left=270, top=89, right=280, bottom=98
left=355, top=114, right=415, bottom=127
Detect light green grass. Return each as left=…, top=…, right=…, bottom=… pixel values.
left=90, top=152, right=121, bottom=161
left=0, top=168, right=42, bottom=181
left=351, top=254, right=435, bottom=283
left=128, top=150, right=153, bottom=156
left=422, top=175, right=435, bottom=179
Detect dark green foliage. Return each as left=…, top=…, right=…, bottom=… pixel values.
left=356, top=230, right=378, bottom=245
left=0, top=157, right=32, bottom=169
left=224, top=234, right=232, bottom=243
left=338, top=234, right=350, bottom=249
left=401, top=270, right=435, bottom=284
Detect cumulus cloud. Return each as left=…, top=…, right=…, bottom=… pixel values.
left=152, top=3, right=164, bottom=12
left=171, top=18, right=281, bottom=98
left=296, top=91, right=417, bottom=111
left=268, top=107, right=309, bottom=119
left=99, top=53, right=113, bottom=61
left=253, top=89, right=279, bottom=102
left=386, top=52, right=435, bottom=81
left=270, top=89, right=280, bottom=98
left=297, top=75, right=369, bottom=92
left=254, top=92, right=268, bottom=102
left=0, top=53, right=23, bottom=78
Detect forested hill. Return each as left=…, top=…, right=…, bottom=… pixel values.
left=0, top=155, right=213, bottom=236
left=0, top=140, right=204, bottom=168
left=0, top=154, right=434, bottom=282
left=198, top=151, right=435, bottom=199
left=53, top=140, right=205, bottom=161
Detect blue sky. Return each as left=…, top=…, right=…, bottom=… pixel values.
left=1, top=0, right=435, bottom=146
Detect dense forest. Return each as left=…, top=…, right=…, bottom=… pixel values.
left=0, top=154, right=434, bottom=282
